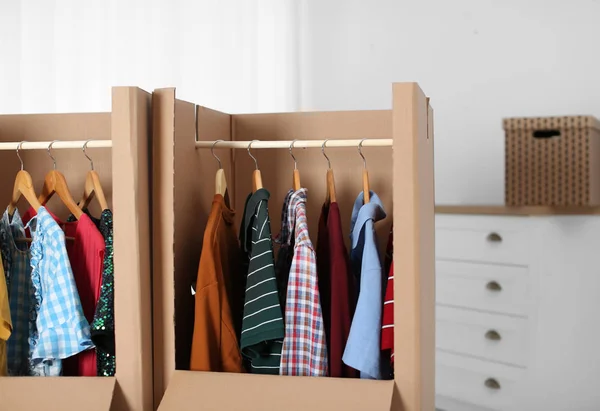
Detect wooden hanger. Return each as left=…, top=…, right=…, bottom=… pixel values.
left=290, top=140, right=301, bottom=191
left=78, top=140, right=109, bottom=211
left=37, top=141, right=83, bottom=220
left=8, top=142, right=43, bottom=216
left=212, top=140, right=228, bottom=197
left=359, top=139, right=370, bottom=204
left=322, top=140, right=337, bottom=204
left=248, top=140, right=263, bottom=192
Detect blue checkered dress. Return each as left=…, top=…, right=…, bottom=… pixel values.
left=27, top=207, right=93, bottom=376
left=0, top=208, right=32, bottom=376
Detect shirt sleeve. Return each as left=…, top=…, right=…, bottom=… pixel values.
left=343, top=220, right=383, bottom=379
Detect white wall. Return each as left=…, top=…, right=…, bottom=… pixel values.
left=0, top=0, right=299, bottom=114
left=298, top=0, right=600, bottom=204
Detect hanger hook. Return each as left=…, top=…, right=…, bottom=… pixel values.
left=16, top=141, right=25, bottom=171
left=211, top=140, right=223, bottom=169
left=358, top=139, right=367, bottom=169
left=47, top=140, right=58, bottom=170
left=83, top=140, right=95, bottom=171
left=247, top=140, right=259, bottom=170
left=289, top=139, right=298, bottom=170
left=321, top=139, right=331, bottom=169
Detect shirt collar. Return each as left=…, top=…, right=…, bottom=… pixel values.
left=240, top=188, right=270, bottom=252
left=286, top=188, right=308, bottom=245
left=213, top=194, right=235, bottom=223
left=350, top=191, right=386, bottom=248
left=26, top=206, right=56, bottom=235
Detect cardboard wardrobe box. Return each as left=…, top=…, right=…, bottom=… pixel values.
left=0, top=87, right=153, bottom=411
left=504, top=115, right=600, bottom=206
left=151, top=83, right=435, bottom=411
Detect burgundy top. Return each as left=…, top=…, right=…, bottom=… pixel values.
left=24, top=208, right=105, bottom=376
left=316, top=202, right=358, bottom=378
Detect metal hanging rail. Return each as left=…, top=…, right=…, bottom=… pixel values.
left=195, top=138, right=392, bottom=149
left=0, top=140, right=112, bottom=151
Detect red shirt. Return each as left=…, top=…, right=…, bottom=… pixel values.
left=316, top=202, right=358, bottom=378
left=381, top=263, right=394, bottom=360
left=24, top=208, right=105, bottom=376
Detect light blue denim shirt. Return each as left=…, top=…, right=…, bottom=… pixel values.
left=342, top=191, right=386, bottom=379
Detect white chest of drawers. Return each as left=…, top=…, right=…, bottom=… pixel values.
left=435, top=208, right=600, bottom=411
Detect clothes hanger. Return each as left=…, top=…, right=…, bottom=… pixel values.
left=212, top=140, right=228, bottom=197
left=290, top=140, right=301, bottom=191
left=37, top=140, right=83, bottom=220
left=8, top=141, right=43, bottom=217
left=358, top=139, right=370, bottom=204
left=248, top=140, right=263, bottom=192
left=9, top=142, right=74, bottom=243
left=322, top=139, right=337, bottom=204
left=78, top=140, right=109, bottom=211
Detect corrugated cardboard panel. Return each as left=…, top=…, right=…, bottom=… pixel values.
left=157, top=371, right=394, bottom=411
left=111, top=87, right=153, bottom=411
left=0, top=377, right=116, bottom=410
left=392, top=83, right=435, bottom=410
left=151, top=83, right=434, bottom=411
left=0, top=112, right=117, bottom=410
left=152, top=88, right=234, bottom=406
left=0, top=87, right=152, bottom=411
left=152, top=88, right=178, bottom=408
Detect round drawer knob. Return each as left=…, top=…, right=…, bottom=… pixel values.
left=484, top=378, right=501, bottom=390
left=487, top=232, right=503, bottom=243
left=485, top=330, right=502, bottom=341
left=486, top=281, right=502, bottom=292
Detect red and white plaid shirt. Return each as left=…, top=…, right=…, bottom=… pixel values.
left=280, top=189, right=328, bottom=376
left=381, top=227, right=394, bottom=363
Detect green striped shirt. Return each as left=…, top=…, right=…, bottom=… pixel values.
left=239, top=189, right=284, bottom=374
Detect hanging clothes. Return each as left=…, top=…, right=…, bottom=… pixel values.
left=274, top=189, right=294, bottom=309
left=0, top=208, right=33, bottom=376
left=190, top=194, right=245, bottom=373
left=0, top=254, right=11, bottom=376
left=343, top=191, right=386, bottom=379
left=27, top=207, right=93, bottom=376
left=239, top=189, right=285, bottom=375
left=24, top=208, right=104, bottom=377
left=90, top=209, right=116, bottom=376
left=316, top=201, right=358, bottom=378
left=280, top=189, right=328, bottom=377
left=316, top=204, right=331, bottom=345
left=70, top=209, right=117, bottom=376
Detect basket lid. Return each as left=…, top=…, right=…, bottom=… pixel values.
left=503, top=115, right=600, bottom=131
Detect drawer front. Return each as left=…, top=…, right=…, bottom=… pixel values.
left=436, top=351, right=524, bottom=410
left=436, top=395, right=495, bottom=411
left=436, top=306, right=529, bottom=367
left=436, top=223, right=529, bottom=265
left=436, top=260, right=531, bottom=316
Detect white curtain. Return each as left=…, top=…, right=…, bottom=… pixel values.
left=0, top=0, right=299, bottom=114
